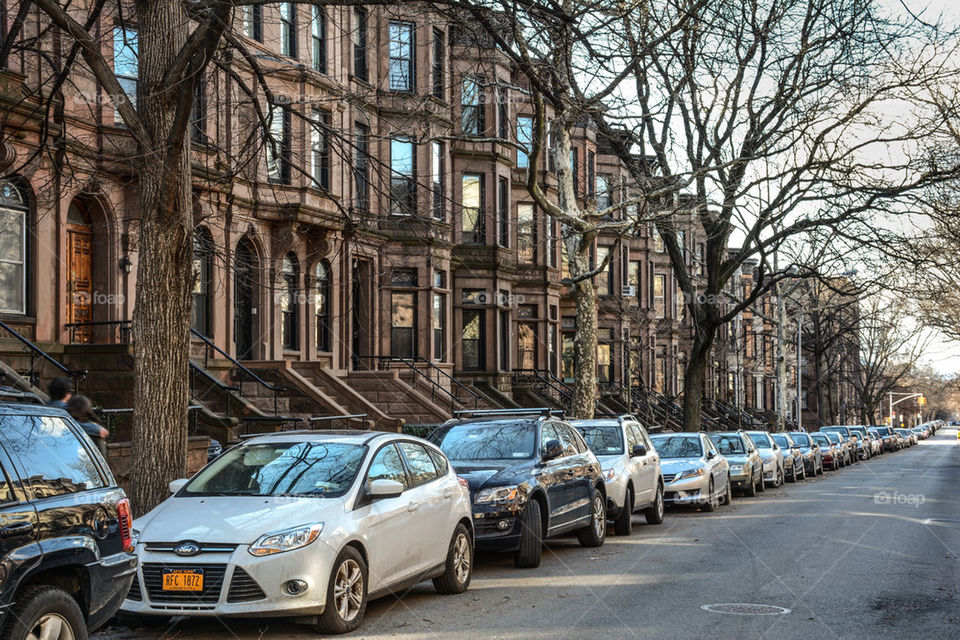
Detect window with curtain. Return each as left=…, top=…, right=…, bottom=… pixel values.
left=462, top=174, right=484, bottom=244
left=0, top=181, right=28, bottom=315
left=281, top=253, right=299, bottom=350
left=653, top=274, right=665, bottom=318
left=391, top=292, right=416, bottom=357
left=191, top=228, right=213, bottom=335
left=315, top=261, right=331, bottom=352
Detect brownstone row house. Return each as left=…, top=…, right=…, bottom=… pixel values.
left=0, top=3, right=849, bottom=445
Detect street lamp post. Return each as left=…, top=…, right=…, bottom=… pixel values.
left=888, top=392, right=924, bottom=427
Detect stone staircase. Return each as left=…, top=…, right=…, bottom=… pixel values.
left=291, top=363, right=404, bottom=431
left=346, top=370, right=451, bottom=425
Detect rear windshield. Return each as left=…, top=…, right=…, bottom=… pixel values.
left=709, top=434, right=745, bottom=455
left=747, top=432, right=773, bottom=448
left=183, top=442, right=366, bottom=497
left=771, top=434, right=791, bottom=448
left=574, top=426, right=624, bottom=455
left=811, top=434, right=830, bottom=446
left=790, top=433, right=811, bottom=446
left=650, top=434, right=703, bottom=459
left=431, top=422, right=537, bottom=461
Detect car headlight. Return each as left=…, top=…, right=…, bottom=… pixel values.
left=249, top=523, right=323, bottom=557
left=131, top=528, right=141, bottom=546
left=729, top=464, right=743, bottom=473
left=678, top=467, right=705, bottom=480
left=475, top=485, right=526, bottom=505
left=603, top=468, right=618, bottom=482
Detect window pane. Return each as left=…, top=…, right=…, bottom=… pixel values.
left=462, top=310, right=484, bottom=369
left=366, top=444, right=408, bottom=488
left=596, top=246, right=610, bottom=296
left=517, top=204, right=535, bottom=263
left=517, top=116, right=533, bottom=168
left=388, top=22, right=414, bottom=91
left=391, top=292, right=415, bottom=357
left=0, top=415, right=105, bottom=498
left=462, top=174, right=483, bottom=242
left=390, top=138, right=416, bottom=214
left=398, top=442, right=439, bottom=486
left=0, top=207, right=25, bottom=314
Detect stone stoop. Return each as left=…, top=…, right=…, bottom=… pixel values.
left=345, top=370, right=451, bottom=425
left=292, top=362, right=404, bottom=432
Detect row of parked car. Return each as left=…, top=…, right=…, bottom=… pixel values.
left=0, top=391, right=944, bottom=639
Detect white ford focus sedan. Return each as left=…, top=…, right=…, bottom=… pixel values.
left=121, top=430, right=474, bottom=634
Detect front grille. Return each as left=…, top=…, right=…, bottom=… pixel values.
left=227, top=567, right=266, bottom=603
left=126, top=576, right=142, bottom=601
left=142, top=563, right=227, bottom=604
left=144, top=542, right=238, bottom=554
left=662, top=473, right=679, bottom=483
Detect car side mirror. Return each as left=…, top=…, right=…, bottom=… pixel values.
left=368, top=479, right=405, bottom=499
left=631, top=444, right=647, bottom=457
left=812, top=443, right=819, bottom=449
left=169, top=478, right=189, bottom=494
left=706, top=450, right=716, bottom=460
left=543, top=439, right=564, bottom=461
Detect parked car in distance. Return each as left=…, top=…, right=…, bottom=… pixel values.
left=822, top=431, right=849, bottom=466
left=911, top=426, right=927, bottom=440
left=895, top=428, right=917, bottom=447
left=430, top=409, right=607, bottom=569
left=788, top=432, right=823, bottom=476
left=745, top=431, right=785, bottom=487
left=571, top=416, right=664, bottom=536
left=650, top=432, right=731, bottom=511
left=809, top=432, right=839, bottom=470
left=123, top=431, right=474, bottom=634
left=866, top=431, right=883, bottom=456
left=708, top=431, right=764, bottom=496
left=771, top=432, right=806, bottom=481
left=0, top=402, right=137, bottom=640
left=821, top=426, right=858, bottom=464
left=869, top=426, right=900, bottom=452
left=848, top=426, right=872, bottom=460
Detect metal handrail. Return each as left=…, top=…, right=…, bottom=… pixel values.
left=512, top=368, right=572, bottom=408
left=190, top=329, right=285, bottom=414
left=0, top=318, right=86, bottom=388
left=355, top=355, right=478, bottom=412
left=63, top=320, right=132, bottom=344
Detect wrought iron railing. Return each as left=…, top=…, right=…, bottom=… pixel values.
left=354, top=355, right=480, bottom=412
left=190, top=329, right=286, bottom=415
left=0, top=318, right=86, bottom=389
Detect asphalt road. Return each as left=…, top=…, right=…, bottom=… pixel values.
left=95, top=428, right=960, bottom=640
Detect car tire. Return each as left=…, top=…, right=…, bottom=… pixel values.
left=644, top=484, right=665, bottom=525
left=722, top=477, right=733, bottom=506
left=776, top=465, right=784, bottom=487
left=798, top=464, right=806, bottom=480
left=433, top=523, right=473, bottom=595
left=0, top=586, right=87, bottom=640
left=745, top=470, right=757, bottom=497
left=514, top=499, right=543, bottom=568
left=785, top=465, right=795, bottom=483
left=702, top=479, right=717, bottom=512
left=314, top=546, right=368, bottom=635
left=613, top=487, right=633, bottom=536
left=817, top=460, right=824, bottom=476
left=756, top=470, right=765, bottom=493
left=577, top=487, right=607, bottom=547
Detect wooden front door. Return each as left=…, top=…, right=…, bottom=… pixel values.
left=67, top=225, right=93, bottom=343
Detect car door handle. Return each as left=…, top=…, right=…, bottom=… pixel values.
left=0, top=521, right=34, bottom=538
left=407, top=501, right=420, bottom=512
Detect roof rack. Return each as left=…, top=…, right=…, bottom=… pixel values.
left=452, top=407, right=563, bottom=419
left=238, top=429, right=374, bottom=440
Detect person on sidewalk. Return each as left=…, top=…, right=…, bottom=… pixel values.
left=47, top=376, right=74, bottom=410
left=67, top=395, right=109, bottom=457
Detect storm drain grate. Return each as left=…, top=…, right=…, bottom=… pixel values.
left=701, top=603, right=792, bottom=616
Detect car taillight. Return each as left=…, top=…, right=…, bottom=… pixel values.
left=117, top=498, right=134, bottom=552
left=457, top=475, right=469, bottom=488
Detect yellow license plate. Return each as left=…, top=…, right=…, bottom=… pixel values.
left=162, top=569, right=204, bottom=591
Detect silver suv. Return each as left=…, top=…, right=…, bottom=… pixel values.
left=572, top=416, right=665, bottom=535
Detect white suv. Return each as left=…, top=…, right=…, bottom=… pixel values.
left=571, top=416, right=665, bottom=535
left=122, top=431, right=473, bottom=634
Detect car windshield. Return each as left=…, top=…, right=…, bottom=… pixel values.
left=825, top=433, right=841, bottom=443
left=650, top=435, right=703, bottom=459
left=432, top=422, right=537, bottom=460
left=791, top=433, right=811, bottom=446
left=709, top=435, right=745, bottom=455
left=183, top=441, right=366, bottom=497
left=771, top=434, right=791, bottom=448
left=574, top=425, right=624, bottom=455
left=811, top=435, right=830, bottom=446
left=747, top=432, right=773, bottom=448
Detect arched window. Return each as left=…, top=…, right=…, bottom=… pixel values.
left=315, top=260, right=331, bottom=352
left=191, top=228, right=213, bottom=335
left=280, top=253, right=299, bottom=350
left=0, top=181, right=28, bottom=314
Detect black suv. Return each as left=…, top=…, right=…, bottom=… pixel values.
left=429, top=409, right=606, bottom=569
left=0, top=401, right=136, bottom=640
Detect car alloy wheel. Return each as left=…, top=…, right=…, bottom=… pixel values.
left=645, top=484, right=665, bottom=525
left=577, top=488, right=607, bottom=547
left=453, top=532, right=471, bottom=584
left=776, top=465, right=784, bottom=486
left=334, top=558, right=364, bottom=623
left=28, top=613, right=76, bottom=640
left=592, top=495, right=606, bottom=538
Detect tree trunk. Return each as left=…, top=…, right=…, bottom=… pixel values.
left=570, top=266, right=598, bottom=419
left=681, top=328, right=715, bottom=432
left=129, top=0, right=193, bottom=515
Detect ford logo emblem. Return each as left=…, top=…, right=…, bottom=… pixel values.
left=174, top=541, right=201, bottom=557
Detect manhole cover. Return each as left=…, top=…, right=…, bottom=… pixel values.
left=701, top=603, right=792, bottom=616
